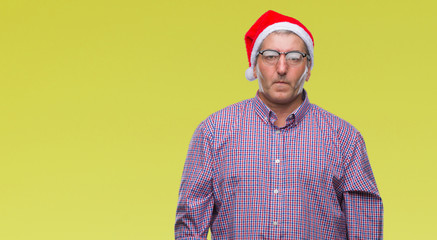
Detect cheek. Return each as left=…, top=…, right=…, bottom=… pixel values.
left=257, top=63, right=271, bottom=76
left=259, top=69, right=274, bottom=83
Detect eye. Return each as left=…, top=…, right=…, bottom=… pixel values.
left=265, top=55, right=277, bottom=60
left=261, top=50, right=279, bottom=62
left=286, top=52, right=303, bottom=63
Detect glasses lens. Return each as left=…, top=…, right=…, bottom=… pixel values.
left=285, top=52, right=303, bottom=65
left=262, top=50, right=279, bottom=64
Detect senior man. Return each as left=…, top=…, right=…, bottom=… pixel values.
left=175, top=10, right=383, bottom=239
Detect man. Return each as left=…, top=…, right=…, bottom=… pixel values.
left=175, top=10, right=383, bottom=239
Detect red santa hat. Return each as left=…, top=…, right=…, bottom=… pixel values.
left=245, top=10, right=314, bottom=81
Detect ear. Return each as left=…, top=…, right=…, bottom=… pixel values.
left=252, top=66, right=257, bottom=79
left=305, top=70, right=311, bottom=82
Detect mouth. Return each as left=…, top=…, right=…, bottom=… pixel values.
left=273, top=81, right=289, bottom=85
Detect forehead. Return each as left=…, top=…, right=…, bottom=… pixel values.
left=260, top=32, right=306, bottom=52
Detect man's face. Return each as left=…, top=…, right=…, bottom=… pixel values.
left=254, top=33, right=311, bottom=107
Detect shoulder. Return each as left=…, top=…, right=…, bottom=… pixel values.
left=194, top=99, right=252, bottom=146
left=202, top=98, right=252, bottom=129
left=308, top=104, right=362, bottom=146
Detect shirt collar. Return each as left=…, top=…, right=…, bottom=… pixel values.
left=253, top=89, right=311, bottom=127
left=293, top=89, right=311, bottom=126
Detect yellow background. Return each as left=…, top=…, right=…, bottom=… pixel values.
left=1, top=0, right=436, bottom=239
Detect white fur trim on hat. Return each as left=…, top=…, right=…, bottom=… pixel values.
left=245, top=22, right=314, bottom=81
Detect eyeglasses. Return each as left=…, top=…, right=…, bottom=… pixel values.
left=257, top=50, right=309, bottom=66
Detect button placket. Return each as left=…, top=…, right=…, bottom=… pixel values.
left=269, top=125, right=284, bottom=237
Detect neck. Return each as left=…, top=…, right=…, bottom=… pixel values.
left=259, top=92, right=303, bottom=127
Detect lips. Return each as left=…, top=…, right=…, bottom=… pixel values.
left=274, top=81, right=289, bottom=85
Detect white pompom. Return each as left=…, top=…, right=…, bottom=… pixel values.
left=245, top=67, right=256, bottom=81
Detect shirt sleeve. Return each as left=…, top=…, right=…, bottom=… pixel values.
left=175, top=121, right=214, bottom=240
left=342, top=132, right=383, bottom=239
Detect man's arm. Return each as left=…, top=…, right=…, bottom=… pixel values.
left=175, top=121, right=214, bottom=240
left=343, top=132, right=383, bottom=239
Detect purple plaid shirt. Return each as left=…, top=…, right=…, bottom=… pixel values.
left=175, top=90, right=383, bottom=239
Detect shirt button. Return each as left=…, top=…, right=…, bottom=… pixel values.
left=274, top=189, right=279, bottom=194
left=275, top=159, right=280, bottom=163
left=273, top=221, right=278, bottom=226
left=275, top=130, right=280, bottom=134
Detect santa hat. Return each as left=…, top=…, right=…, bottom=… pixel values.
left=245, top=10, right=314, bottom=81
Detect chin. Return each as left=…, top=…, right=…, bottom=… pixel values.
left=272, top=91, right=301, bottom=104
left=272, top=91, right=294, bottom=100
left=270, top=95, right=293, bottom=104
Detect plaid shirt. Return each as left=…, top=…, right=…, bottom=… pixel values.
left=175, top=90, right=383, bottom=239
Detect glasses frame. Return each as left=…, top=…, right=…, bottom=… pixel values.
left=257, top=50, right=310, bottom=66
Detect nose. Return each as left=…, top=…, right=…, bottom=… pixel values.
left=276, top=54, right=288, bottom=75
